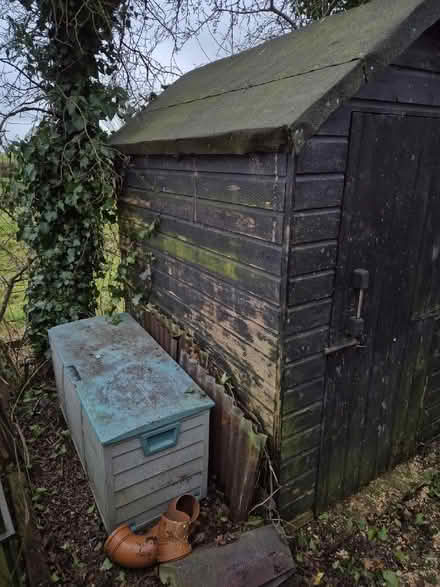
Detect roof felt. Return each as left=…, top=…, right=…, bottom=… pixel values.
left=111, top=0, right=440, bottom=156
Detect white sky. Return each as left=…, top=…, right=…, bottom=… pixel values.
left=5, top=23, right=231, bottom=142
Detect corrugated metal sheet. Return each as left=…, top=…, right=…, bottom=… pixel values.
left=143, top=309, right=267, bottom=521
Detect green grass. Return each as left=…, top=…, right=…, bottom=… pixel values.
left=0, top=211, right=27, bottom=331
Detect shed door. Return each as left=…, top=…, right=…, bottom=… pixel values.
left=317, top=112, right=440, bottom=509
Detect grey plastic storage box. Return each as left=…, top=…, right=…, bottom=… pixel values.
left=48, top=313, right=214, bottom=532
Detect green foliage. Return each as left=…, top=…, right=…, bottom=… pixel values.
left=299, top=0, right=370, bottom=20
left=107, top=218, right=158, bottom=318
left=8, top=0, right=130, bottom=351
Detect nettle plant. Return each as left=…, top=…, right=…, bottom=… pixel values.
left=6, top=1, right=145, bottom=352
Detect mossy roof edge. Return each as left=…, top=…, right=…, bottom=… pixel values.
left=110, top=0, right=440, bottom=156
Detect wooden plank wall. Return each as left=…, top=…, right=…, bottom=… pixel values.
left=421, top=321, right=440, bottom=442
left=279, top=30, right=440, bottom=520
left=119, top=153, right=288, bottom=437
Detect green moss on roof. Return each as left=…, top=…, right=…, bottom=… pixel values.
left=111, top=0, right=440, bottom=156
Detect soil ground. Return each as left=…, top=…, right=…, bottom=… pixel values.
left=9, top=366, right=440, bottom=586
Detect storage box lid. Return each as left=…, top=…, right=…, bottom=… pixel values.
left=48, top=313, right=214, bottom=445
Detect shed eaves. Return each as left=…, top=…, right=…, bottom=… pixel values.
left=110, top=0, right=440, bottom=156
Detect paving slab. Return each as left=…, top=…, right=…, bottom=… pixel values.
left=159, top=525, right=295, bottom=587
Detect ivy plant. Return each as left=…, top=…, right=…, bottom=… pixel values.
left=8, top=0, right=131, bottom=352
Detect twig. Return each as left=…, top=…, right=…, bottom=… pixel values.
left=248, top=484, right=282, bottom=514
left=11, top=359, right=48, bottom=421
left=0, top=259, right=34, bottom=323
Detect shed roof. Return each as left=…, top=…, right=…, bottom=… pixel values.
left=110, top=0, right=440, bottom=156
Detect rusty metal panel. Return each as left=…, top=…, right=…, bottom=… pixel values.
left=179, top=351, right=267, bottom=522
left=143, top=309, right=267, bottom=521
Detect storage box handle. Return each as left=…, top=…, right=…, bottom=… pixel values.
left=141, top=422, right=181, bottom=456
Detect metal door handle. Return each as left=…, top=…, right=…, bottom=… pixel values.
left=353, top=268, right=369, bottom=318
left=347, top=269, right=369, bottom=337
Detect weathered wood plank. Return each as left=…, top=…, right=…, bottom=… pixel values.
left=425, top=384, right=440, bottom=408
left=403, top=321, right=436, bottom=458
left=286, top=300, right=332, bottom=335
left=195, top=173, right=286, bottom=211
left=293, top=209, right=340, bottom=244
left=289, top=241, right=338, bottom=275
left=318, top=99, right=440, bottom=137
left=130, top=152, right=287, bottom=175
left=282, top=378, right=325, bottom=416
left=196, top=199, right=284, bottom=243
left=426, top=369, right=440, bottom=407
left=194, top=153, right=288, bottom=176
left=151, top=285, right=277, bottom=387
left=153, top=270, right=278, bottom=357
left=149, top=288, right=277, bottom=432
left=284, top=355, right=326, bottom=389
left=285, top=327, right=328, bottom=363
left=282, top=402, right=322, bottom=439
left=130, top=155, right=195, bottom=172
left=420, top=417, right=440, bottom=442
left=122, top=224, right=281, bottom=303
left=121, top=188, right=193, bottom=221
left=280, top=448, right=319, bottom=484
left=151, top=252, right=280, bottom=331
left=294, top=175, right=345, bottom=210
left=126, top=168, right=195, bottom=196
left=279, top=491, right=315, bottom=521
left=296, top=137, right=348, bottom=174
left=393, top=32, right=440, bottom=72
left=423, top=399, right=440, bottom=427
left=358, top=66, right=440, bottom=107
left=316, top=106, right=352, bottom=136
left=411, top=169, right=440, bottom=318
left=278, top=469, right=316, bottom=508
left=122, top=205, right=282, bottom=275
left=288, top=271, right=335, bottom=306
left=280, top=426, right=321, bottom=462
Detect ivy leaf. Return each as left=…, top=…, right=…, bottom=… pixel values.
left=66, top=100, right=77, bottom=116
left=382, top=570, right=399, bottom=587
left=131, top=293, right=142, bottom=306
left=377, top=526, right=388, bottom=541
left=72, top=115, right=85, bottom=131
left=100, top=558, right=113, bottom=571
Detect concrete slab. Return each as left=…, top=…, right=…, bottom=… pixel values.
left=159, top=525, right=295, bottom=587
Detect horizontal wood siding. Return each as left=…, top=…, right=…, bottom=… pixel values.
left=280, top=134, right=343, bottom=519
left=120, top=153, right=287, bottom=435
left=280, top=32, right=440, bottom=519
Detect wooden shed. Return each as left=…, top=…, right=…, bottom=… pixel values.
left=111, top=0, right=440, bottom=522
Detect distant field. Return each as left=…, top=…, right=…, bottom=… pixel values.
left=0, top=157, right=27, bottom=335
left=0, top=211, right=27, bottom=337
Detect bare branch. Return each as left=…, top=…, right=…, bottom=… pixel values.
left=0, top=259, right=33, bottom=324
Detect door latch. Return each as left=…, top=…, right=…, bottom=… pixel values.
left=347, top=268, right=369, bottom=337
left=325, top=338, right=359, bottom=355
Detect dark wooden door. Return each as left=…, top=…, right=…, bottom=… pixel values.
left=317, top=112, right=440, bottom=509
